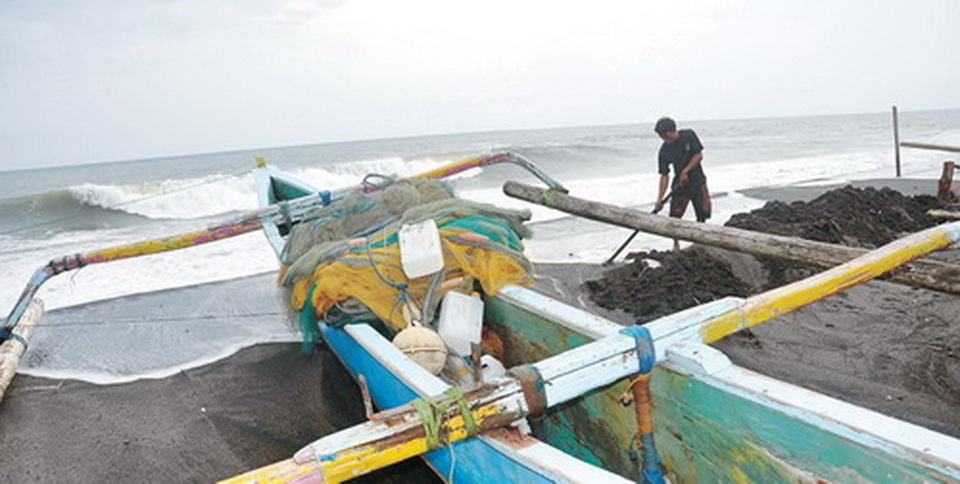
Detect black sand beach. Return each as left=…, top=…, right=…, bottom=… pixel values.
left=2, top=177, right=959, bottom=481
left=1, top=342, right=440, bottom=483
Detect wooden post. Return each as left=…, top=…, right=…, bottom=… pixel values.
left=893, top=106, right=901, bottom=177
left=0, top=299, right=43, bottom=404
left=503, top=181, right=960, bottom=296
left=939, top=161, right=957, bottom=202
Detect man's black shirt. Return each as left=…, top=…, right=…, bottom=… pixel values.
left=658, top=129, right=705, bottom=193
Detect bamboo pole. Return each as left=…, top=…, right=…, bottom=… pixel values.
left=223, top=221, right=960, bottom=483
left=503, top=181, right=960, bottom=295
left=900, top=141, right=960, bottom=153
left=0, top=299, right=43, bottom=404
left=221, top=383, right=526, bottom=484
left=699, top=221, right=960, bottom=342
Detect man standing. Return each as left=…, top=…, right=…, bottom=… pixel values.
left=653, top=117, right=711, bottom=251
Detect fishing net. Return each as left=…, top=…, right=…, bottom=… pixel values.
left=279, top=178, right=534, bottom=339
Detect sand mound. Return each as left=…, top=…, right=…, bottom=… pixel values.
left=587, top=186, right=944, bottom=322
left=726, top=185, right=941, bottom=248
left=585, top=248, right=750, bottom=323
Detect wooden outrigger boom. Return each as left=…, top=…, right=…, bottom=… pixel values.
left=0, top=300, right=43, bottom=404
left=0, top=153, right=567, bottom=343
left=225, top=218, right=960, bottom=483
left=503, top=181, right=960, bottom=295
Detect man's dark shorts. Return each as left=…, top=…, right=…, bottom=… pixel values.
left=670, top=182, right=712, bottom=222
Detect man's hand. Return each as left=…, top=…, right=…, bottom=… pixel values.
left=653, top=199, right=666, bottom=214
left=678, top=171, right=689, bottom=186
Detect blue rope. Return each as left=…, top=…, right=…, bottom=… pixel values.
left=619, top=325, right=664, bottom=484
left=0, top=329, right=27, bottom=349
left=619, top=325, right=656, bottom=374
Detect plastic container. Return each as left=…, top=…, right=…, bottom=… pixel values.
left=437, top=291, right=484, bottom=356
left=398, top=219, right=444, bottom=279
left=480, top=355, right=507, bottom=380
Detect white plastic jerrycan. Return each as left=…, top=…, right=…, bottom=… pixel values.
left=437, top=291, right=484, bottom=357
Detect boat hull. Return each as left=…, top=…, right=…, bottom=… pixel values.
left=252, top=162, right=960, bottom=483
left=486, top=286, right=960, bottom=483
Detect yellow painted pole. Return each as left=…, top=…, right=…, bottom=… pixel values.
left=81, top=220, right=263, bottom=265
left=700, top=222, right=960, bottom=343
left=220, top=401, right=512, bottom=484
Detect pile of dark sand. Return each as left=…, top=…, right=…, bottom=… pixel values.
left=587, top=186, right=945, bottom=321
left=726, top=186, right=942, bottom=248
left=585, top=247, right=751, bottom=323
left=725, top=186, right=944, bottom=287
left=583, top=185, right=960, bottom=437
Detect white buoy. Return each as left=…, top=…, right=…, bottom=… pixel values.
left=393, top=322, right=448, bottom=375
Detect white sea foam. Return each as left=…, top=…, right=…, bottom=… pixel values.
left=64, top=156, right=469, bottom=221
left=68, top=175, right=258, bottom=219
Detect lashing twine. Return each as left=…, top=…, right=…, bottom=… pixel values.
left=411, top=387, right=478, bottom=452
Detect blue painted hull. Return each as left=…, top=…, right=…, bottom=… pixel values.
left=319, top=322, right=555, bottom=483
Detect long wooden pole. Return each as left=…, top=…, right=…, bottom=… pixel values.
left=223, top=221, right=960, bottom=484
left=901, top=141, right=960, bottom=153
left=503, top=181, right=960, bottom=295
left=893, top=105, right=901, bottom=177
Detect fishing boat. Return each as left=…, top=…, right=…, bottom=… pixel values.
left=3, top=152, right=960, bottom=483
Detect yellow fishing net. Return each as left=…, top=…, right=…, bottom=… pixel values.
left=281, top=185, right=534, bottom=332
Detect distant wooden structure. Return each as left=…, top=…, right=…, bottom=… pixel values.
left=940, top=161, right=958, bottom=202
left=897, top=136, right=959, bottom=201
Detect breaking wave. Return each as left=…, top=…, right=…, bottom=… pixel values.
left=0, top=156, right=470, bottom=234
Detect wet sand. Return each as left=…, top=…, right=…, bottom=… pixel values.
left=0, top=342, right=438, bottom=483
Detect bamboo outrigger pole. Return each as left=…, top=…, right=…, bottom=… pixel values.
left=0, top=300, right=43, bottom=404
left=502, top=181, right=960, bottom=295
left=0, top=153, right=568, bottom=342
left=224, top=220, right=960, bottom=484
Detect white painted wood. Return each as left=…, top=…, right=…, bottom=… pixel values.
left=0, top=299, right=43, bottom=403
left=641, top=297, right=742, bottom=361
left=664, top=341, right=732, bottom=377
left=497, top=286, right=622, bottom=339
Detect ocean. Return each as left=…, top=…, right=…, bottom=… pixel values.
left=2, top=109, right=958, bottom=383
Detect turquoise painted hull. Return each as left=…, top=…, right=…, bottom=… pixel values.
left=483, top=293, right=959, bottom=483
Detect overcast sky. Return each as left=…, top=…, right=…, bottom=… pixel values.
left=1, top=0, right=958, bottom=169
